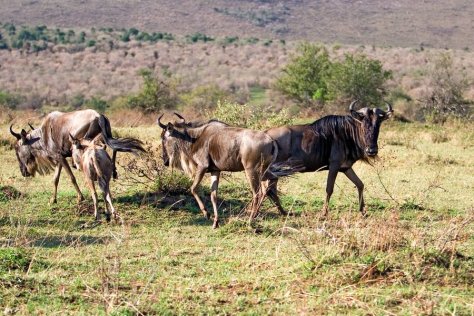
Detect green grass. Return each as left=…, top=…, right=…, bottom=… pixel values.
left=0, top=121, right=473, bottom=314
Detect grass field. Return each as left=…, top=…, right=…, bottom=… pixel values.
left=0, top=118, right=473, bottom=314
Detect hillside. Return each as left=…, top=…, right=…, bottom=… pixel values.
left=0, top=0, right=473, bottom=49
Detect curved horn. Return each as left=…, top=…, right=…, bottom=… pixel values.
left=174, top=112, right=185, bottom=123
left=385, top=101, right=393, bottom=113
left=10, top=125, right=21, bottom=140
left=349, top=100, right=359, bottom=111
left=157, top=114, right=167, bottom=129
left=28, top=123, right=35, bottom=130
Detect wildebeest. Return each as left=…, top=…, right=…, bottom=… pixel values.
left=9, top=109, right=145, bottom=204
left=157, top=113, right=284, bottom=228
left=266, top=101, right=393, bottom=217
left=70, top=134, right=118, bottom=222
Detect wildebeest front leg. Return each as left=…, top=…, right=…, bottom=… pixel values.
left=210, top=171, right=220, bottom=228
left=60, top=157, right=84, bottom=203
left=344, top=168, right=366, bottom=217
left=322, top=165, right=339, bottom=217
left=86, top=178, right=100, bottom=221
left=50, top=164, right=62, bottom=204
left=190, top=167, right=209, bottom=219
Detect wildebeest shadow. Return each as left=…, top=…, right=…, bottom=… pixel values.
left=0, top=235, right=110, bottom=248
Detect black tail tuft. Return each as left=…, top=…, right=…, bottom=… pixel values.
left=269, top=159, right=306, bottom=178
left=98, top=115, right=146, bottom=155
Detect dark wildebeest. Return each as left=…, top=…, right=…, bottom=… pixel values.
left=70, top=134, right=118, bottom=222
left=9, top=109, right=145, bottom=204
left=157, top=113, right=284, bottom=228
left=266, top=101, right=393, bottom=217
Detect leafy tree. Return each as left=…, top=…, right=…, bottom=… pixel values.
left=275, top=43, right=392, bottom=108
left=275, top=42, right=331, bottom=106
left=127, top=69, right=179, bottom=112
left=326, top=54, right=392, bottom=105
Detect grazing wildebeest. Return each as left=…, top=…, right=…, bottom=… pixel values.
left=157, top=113, right=283, bottom=228
left=266, top=101, right=393, bottom=217
left=70, top=134, right=118, bottom=222
left=9, top=109, right=145, bottom=204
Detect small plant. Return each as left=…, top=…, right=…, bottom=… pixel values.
left=0, top=248, right=31, bottom=274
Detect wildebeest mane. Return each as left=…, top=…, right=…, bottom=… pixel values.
left=308, top=115, right=368, bottom=163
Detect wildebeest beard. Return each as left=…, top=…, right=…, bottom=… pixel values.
left=167, top=128, right=198, bottom=176
left=18, top=129, right=57, bottom=176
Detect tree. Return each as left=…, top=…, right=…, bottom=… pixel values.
left=326, top=54, right=392, bottom=105
left=275, top=43, right=392, bottom=108
left=275, top=42, right=331, bottom=106
left=127, top=69, right=179, bottom=112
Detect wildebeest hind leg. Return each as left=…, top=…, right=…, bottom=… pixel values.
left=190, top=168, right=210, bottom=220
left=344, top=168, right=366, bottom=217
left=263, top=179, right=287, bottom=216
left=245, top=169, right=263, bottom=221
left=50, top=164, right=62, bottom=204
left=210, top=171, right=220, bottom=228
left=60, top=157, right=84, bottom=203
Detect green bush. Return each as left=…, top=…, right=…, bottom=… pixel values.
left=86, top=97, right=108, bottom=113
left=275, top=42, right=392, bottom=108
left=186, top=32, right=214, bottom=43
left=275, top=42, right=331, bottom=106
left=0, top=91, right=22, bottom=109
left=326, top=53, right=392, bottom=105
left=211, top=100, right=294, bottom=129
left=0, top=248, right=31, bottom=274
left=181, top=85, right=230, bottom=110
left=127, top=69, right=179, bottom=112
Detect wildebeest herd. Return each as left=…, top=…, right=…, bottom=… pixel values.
left=9, top=101, right=393, bottom=227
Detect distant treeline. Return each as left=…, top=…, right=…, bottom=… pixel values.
left=0, top=22, right=277, bottom=53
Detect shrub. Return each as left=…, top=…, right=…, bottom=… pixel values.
left=326, top=53, right=392, bottom=106
left=86, top=97, right=108, bottom=113
left=421, top=53, right=472, bottom=122
left=0, top=248, right=31, bottom=273
left=181, top=85, right=230, bottom=110
left=211, top=100, right=294, bottom=129
left=186, top=32, right=214, bottom=43
left=127, top=69, right=179, bottom=113
left=0, top=91, right=22, bottom=109
left=274, top=42, right=331, bottom=106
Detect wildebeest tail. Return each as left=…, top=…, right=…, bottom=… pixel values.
left=269, top=158, right=306, bottom=178
left=98, top=115, right=146, bottom=155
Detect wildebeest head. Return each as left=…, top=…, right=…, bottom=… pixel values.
left=349, top=100, right=393, bottom=157
left=10, top=125, right=40, bottom=177
left=69, top=133, right=84, bottom=170
left=157, top=113, right=190, bottom=168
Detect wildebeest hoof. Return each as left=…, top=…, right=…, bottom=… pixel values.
left=49, top=198, right=57, bottom=205
left=212, top=221, right=219, bottom=229
left=105, top=213, right=111, bottom=222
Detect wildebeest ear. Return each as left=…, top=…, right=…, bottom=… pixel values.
left=350, top=110, right=364, bottom=121
left=384, top=109, right=394, bottom=120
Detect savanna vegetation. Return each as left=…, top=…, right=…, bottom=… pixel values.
left=0, top=16, right=473, bottom=315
